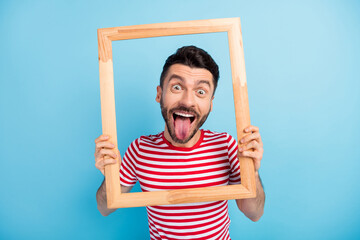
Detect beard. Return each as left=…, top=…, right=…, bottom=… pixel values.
left=160, top=98, right=211, bottom=144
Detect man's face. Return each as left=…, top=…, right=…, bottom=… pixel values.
left=156, top=64, right=215, bottom=144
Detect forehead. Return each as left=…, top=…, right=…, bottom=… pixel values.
left=165, top=64, right=214, bottom=86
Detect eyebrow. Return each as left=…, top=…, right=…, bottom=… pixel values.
left=168, top=74, right=184, bottom=82
left=196, top=80, right=211, bottom=88
left=168, top=74, right=212, bottom=88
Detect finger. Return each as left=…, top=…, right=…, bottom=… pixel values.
left=95, top=134, right=110, bottom=144
left=240, top=140, right=260, bottom=152
left=240, top=132, right=261, bottom=144
left=95, top=157, right=117, bottom=169
left=95, top=141, right=116, bottom=152
left=239, top=150, right=260, bottom=159
left=244, top=125, right=259, bottom=133
left=94, top=150, right=117, bottom=162
left=98, top=148, right=118, bottom=159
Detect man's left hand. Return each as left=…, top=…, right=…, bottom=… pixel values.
left=238, top=125, right=264, bottom=172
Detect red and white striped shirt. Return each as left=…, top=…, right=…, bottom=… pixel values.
left=120, top=129, right=241, bottom=240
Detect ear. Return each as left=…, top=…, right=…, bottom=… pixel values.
left=210, top=95, right=214, bottom=112
left=155, top=85, right=162, bottom=103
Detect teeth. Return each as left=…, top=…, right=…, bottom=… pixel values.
left=175, top=112, right=194, bottom=118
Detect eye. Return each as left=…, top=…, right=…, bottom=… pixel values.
left=197, top=89, right=206, bottom=95
left=172, top=84, right=182, bottom=91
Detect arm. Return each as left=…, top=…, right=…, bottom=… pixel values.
left=236, top=171, right=265, bottom=221
left=94, top=135, right=133, bottom=216
left=96, top=180, right=132, bottom=216
left=236, top=126, right=265, bottom=221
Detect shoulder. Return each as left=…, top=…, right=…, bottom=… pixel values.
left=202, top=129, right=236, bottom=143
left=125, top=132, right=163, bottom=154
left=130, top=132, right=164, bottom=149
left=139, top=132, right=163, bottom=143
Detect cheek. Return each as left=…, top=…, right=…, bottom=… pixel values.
left=199, top=99, right=212, bottom=112
left=163, top=92, right=181, bottom=106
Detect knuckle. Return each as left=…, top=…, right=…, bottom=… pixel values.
left=99, top=148, right=107, bottom=154
left=104, top=158, right=115, bottom=164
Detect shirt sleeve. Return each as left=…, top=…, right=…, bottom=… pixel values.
left=119, top=138, right=140, bottom=187
left=226, top=133, right=241, bottom=185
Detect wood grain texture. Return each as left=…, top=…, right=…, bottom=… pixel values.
left=228, top=20, right=257, bottom=195
left=98, top=17, right=256, bottom=208
left=100, top=18, right=235, bottom=42
left=110, top=185, right=253, bottom=208
left=99, top=59, right=121, bottom=207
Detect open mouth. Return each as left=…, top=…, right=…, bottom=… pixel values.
left=172, top=111, right=196, bottom=140
left=172, top=112, right=196, bottom=123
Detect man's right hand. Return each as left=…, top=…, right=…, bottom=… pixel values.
left=94, top=134, right=119, bottom=175
left=95, top=135, right=132, bottom=216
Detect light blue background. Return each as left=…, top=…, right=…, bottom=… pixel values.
left=1, top=0, right=359, bottom=239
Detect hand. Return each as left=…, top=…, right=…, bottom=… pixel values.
left=238, top=125, right=264, bottom=172
left=94, top=135, right=119, bottom=175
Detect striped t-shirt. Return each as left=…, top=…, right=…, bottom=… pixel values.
left=120, top=129, right=241, bottom=240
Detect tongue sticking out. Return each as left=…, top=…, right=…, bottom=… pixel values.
left=174, top=116, right=191, bottom=140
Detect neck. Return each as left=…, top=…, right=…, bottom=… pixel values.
left=163, top=126, right=201, bottom=148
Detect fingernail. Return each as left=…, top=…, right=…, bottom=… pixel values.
left=239, top=147, right=243, bottom=151
left=240, top=139, right=244, bottom=143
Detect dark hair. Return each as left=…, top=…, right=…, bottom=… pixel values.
left=160, top=46, right=219, bottom=93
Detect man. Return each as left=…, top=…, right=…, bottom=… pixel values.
left=95, top=46, right=265, bottom=240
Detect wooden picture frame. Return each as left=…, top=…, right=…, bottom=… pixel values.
left=98, top=18, right=256, bottom=208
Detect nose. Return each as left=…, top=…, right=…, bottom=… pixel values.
left=180, top=89, right=196, bottom=108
